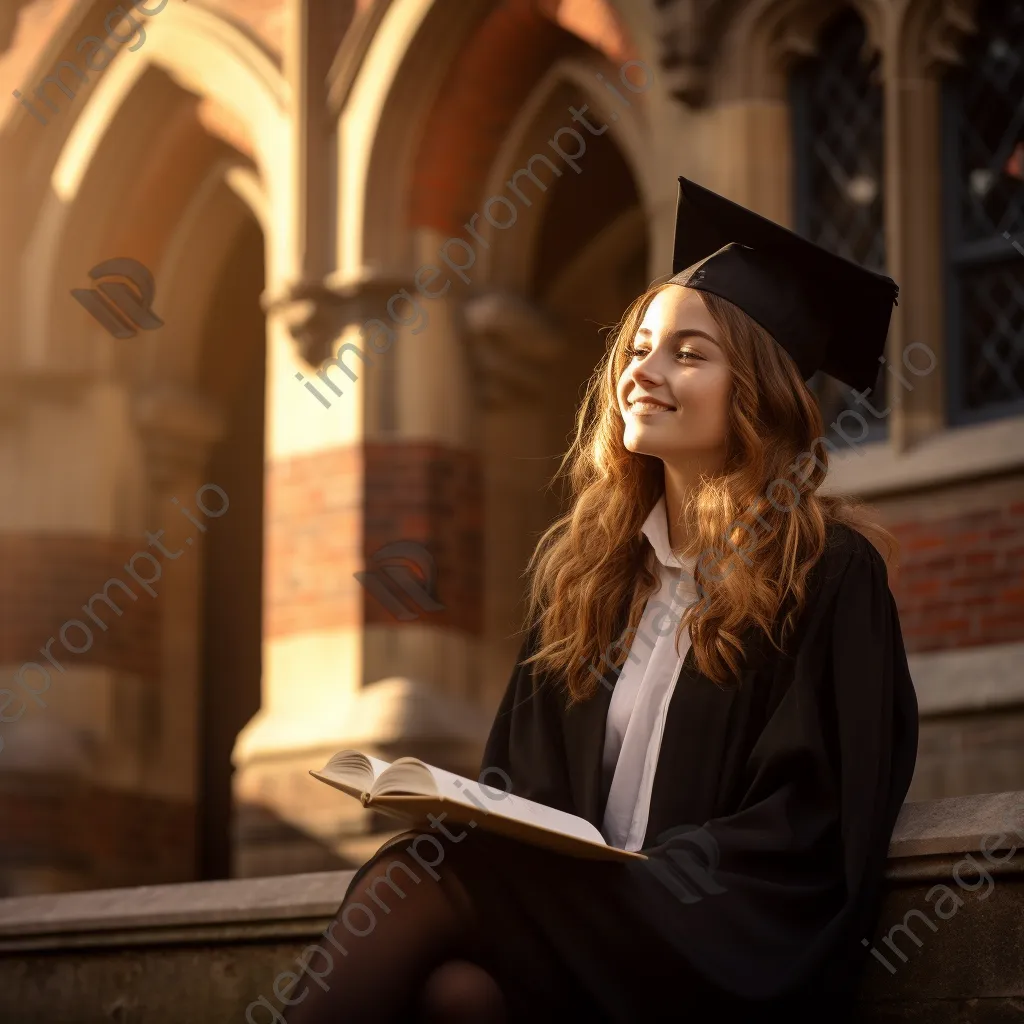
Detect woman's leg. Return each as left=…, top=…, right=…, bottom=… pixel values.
left=283, top=844, right=505, bottom=1024
left=416, top=959, right=506, bottom=1023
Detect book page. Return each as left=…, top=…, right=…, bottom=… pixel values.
left=313, top=750, right=392, bottom=800
left=371, top=757, right=438, bottom=799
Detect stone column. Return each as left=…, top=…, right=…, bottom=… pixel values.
left=881, top=1, right=978, bottom=450
left=0, top=370, right=223, bottom=895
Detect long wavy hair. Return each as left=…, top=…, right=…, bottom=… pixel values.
left=522, top=274, right=898, bottom=705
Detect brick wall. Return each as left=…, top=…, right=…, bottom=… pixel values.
left=885, top=488, right=1024, bottom=654
left=0, top=534, right=162, bottom=676
left=0, top=771, right=195, bottom=895
left=265, top=442, right=483, bottom=638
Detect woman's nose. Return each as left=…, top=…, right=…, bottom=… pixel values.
left=630, top=356, right=664, bottom=386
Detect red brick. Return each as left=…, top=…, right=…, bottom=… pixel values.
left=0, top=534, right=162, bottom=676
left=266, top=442, right=483, bottom=639
left=0, top=773, right=194, bottom=892
left=901, top=578, right=943, bottom=597
left=978, top=611, right=1024, bottom=629
left=989, top=525, right=1022, bottom=541
left=903, top=534, right=947, bottom=553
left=948, top=573, right=994, bottom=589
left=963, top=550, right=997, bottom=567
left=948, top=509, right=1003, bottom=529
left=888, top=521, right=924, bottom=535
left=948, top=530, right=990, bottom=547
left=1006, top=547, right=1024, bottom=572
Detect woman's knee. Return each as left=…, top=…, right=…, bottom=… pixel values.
left=418, top=959, right=506, bottom=1023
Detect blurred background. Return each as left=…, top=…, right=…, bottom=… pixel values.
left=0, top=0, right=1020, bottom=898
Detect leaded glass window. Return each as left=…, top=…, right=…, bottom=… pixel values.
left=942, top=0, right=1024, bottom=424
left=791, top=8, right=889, bottom=443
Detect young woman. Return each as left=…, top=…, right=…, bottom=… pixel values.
left=285, top=179, right=920, bottom=1023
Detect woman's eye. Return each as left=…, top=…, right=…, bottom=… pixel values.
left=624, top=345, right=703, bottom=361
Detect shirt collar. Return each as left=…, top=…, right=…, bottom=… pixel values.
left=641, top=496, right=696, bottom=571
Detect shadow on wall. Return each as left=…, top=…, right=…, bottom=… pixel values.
left=233, top=801, right=378, bottom=879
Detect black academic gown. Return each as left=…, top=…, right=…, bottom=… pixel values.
left=352, top=521, right=919, bottom=1022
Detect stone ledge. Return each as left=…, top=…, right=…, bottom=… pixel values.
left=0, top=871, right=355, bottom=952
left=887, top=791, right=1024, bottom=860
left=908, top=641, right=1024, bottom=716
left=0, top=791, right=1021, bottom=953
left=820, top=413, right=1024, bottom=499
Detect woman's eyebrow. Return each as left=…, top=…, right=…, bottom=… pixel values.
left=635, top=327, right=722, bottom=349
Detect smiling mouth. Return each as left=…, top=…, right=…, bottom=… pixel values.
left=629, top=399, right=676, bottom=413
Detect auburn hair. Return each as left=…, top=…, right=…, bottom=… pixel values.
left=521, top=274, right=898, bottom=705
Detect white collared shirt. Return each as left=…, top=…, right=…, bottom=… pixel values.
left=601, top=496, right=699, bottom=851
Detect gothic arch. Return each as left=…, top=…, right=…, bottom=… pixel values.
left=468, top=52, right=655, bottom=291
left=335, top=0, right=639, bottom=275
left=13, top=0, right=286, bottom=368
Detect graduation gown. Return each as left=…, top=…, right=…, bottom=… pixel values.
left=352, top=521, right=919, bottom=1021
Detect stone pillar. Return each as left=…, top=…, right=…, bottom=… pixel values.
left=131, top=385, right=225, bottom=849
left=233, top=243, right=494, bottom=872
left=881, top=2, right=978, bottom=450
left=288, top=0, right=337, bottom=289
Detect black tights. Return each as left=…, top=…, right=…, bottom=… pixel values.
left=282, top=844, right=507, bottom=1023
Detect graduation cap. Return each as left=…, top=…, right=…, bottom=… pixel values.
left=669, top=177, right=899, bottom=392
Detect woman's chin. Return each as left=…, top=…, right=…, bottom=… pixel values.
left=623, top=433, right=664, bottom=459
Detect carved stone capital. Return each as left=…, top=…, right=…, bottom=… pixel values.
left=714, top=0, right=876, bottom=102
left=263, top=272, right=418, bottom=366
left=915, top=0, right=979, bottom=74
left=462, top=291, right=564, bottom=407
left=132, top=385, right=225, bottom=490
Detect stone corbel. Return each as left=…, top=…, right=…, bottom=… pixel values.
left=263, top=272, right=419, bottom=367
left=654, top=0, right=745, bottom=106
left=132, top=384, right=225, bottom=491
left=462, top=291, right=565, bottom=408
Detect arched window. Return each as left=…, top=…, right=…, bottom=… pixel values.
left=942, top=0, right=1024, bottom=424
left=791, top=7, right=889, bottom=442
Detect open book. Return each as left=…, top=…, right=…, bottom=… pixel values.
left=310, top=751, right=646, bottom=862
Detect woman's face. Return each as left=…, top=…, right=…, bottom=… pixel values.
left=616, top=286, right=732, bottom=468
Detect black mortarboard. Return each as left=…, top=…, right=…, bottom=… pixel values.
left=669, top=177, right=899, bottom=392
